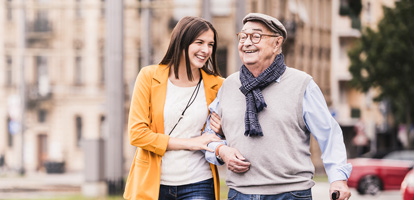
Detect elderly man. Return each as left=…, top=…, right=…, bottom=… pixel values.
left=205, top=13, right=352, bottom=200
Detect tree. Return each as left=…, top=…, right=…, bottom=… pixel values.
left=348, top=0, right=414, bottom=149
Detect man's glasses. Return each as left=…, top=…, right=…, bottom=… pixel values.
left=237, top=32, right=280, bottom=44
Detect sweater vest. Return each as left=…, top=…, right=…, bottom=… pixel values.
left=218, top=67, right=314, bottom=194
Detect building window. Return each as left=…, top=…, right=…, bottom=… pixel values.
left=76, top=0, right=82, bottom=18
left=7, top=117, right=13, bottom=147
left=74, top=56, right=83, bottom=85
left=100, top=54, right=105, bottom=84
left=100, top=115, right=106, bottom=137
left=365, top=1, right=372, bottom=23
left=211, top=0, right=231, bottom=17
left=75, top=116, right=82, bottom=147
left=101, top=0, right=105, bottom=17
left=34, top=11, right=50, bottom=32
left=38, top=109, right=47, bottom=123
left=7, top=0, right=13, bottom=21
left=36, top=56, right=48, bottom=83
left=6, top=56, right=12, bottom=87
left=35, top=56, right=50, bottom=97
left=351, top=108, right=361, bottom=118
left=216, top=48, right=228, bottom=77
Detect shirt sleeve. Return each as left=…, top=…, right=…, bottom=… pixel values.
left=203, top=88, right=227, bottom=165
left=303, top=79, right=352, bottom=183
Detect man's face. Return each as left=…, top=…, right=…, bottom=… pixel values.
left=238, top=21, right=281, bottom=69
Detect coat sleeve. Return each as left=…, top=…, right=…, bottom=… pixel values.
left=128, top=66, right=169, bottom=156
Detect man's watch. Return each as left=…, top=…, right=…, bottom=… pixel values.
left=215, top=144, right=225, bottom=164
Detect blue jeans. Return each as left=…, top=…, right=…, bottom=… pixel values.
left=159, top=178, right=215, bottom=200
left=228, top=188, right=312, bottom=200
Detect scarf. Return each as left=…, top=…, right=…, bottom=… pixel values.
left=239, top=53, right=287, bottom=137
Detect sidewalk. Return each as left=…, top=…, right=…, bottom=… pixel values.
left=0, top=172, right=83, bottom=199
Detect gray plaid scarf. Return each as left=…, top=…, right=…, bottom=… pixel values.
left=239, top=54, right=286, bottom=137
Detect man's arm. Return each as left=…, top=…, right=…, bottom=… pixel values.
left=203, top=90, right=250, bottom=172
left=204, top=90, right=226, bottom=165
left=303, top=79, right=352, bottom=200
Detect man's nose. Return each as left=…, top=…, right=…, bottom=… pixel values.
left=244, top=35, right=253, bottom=45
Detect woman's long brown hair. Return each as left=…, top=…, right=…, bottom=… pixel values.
left=159, top=16, right=221, bottom=81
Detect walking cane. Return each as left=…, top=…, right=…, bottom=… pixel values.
left=332, top=191, right=340, bottom=200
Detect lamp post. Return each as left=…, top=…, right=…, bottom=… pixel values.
left=18, top=0, right=26, bottom=176
left=105, top=0, right=124, bottom=195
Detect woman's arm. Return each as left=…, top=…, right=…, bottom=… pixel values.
left=128, top=67, right=170, bottom=156
left=167, top=134, right=221, bottom=152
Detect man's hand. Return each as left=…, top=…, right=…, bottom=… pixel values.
left=219, top=145, right=250, bottom=173
left=209, top=112, right=223, bottom=136
left=329, top=180, right=351, bottom=200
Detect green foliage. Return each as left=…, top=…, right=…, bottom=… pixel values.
left=348, top=0, right=414, bottom=124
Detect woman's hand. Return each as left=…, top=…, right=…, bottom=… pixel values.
left=210, top=112, right=224, bottom=136
left=188, top=133, right=222, bottom=152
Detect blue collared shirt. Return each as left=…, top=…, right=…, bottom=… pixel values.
left=204, top=78, right=352, bottom=183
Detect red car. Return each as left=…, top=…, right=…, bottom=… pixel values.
left=402, top=169, right=414, bottom=200
left=347, top=150, right=414, bottom=195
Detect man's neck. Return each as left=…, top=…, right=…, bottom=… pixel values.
left=245, top=55, right=278, bottom=77
left=245, top=61, right=273, bottom=77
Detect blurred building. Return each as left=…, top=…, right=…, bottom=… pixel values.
left=0, top=0, right=144, bottom=173
left=330, top=0, right=397, bottom=158
left=0, top=0, right=345, bottom=177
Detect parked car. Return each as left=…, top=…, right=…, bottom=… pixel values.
left=347, top=150, right=414, bottom=195
left=401, top=169, right=414, bottom=200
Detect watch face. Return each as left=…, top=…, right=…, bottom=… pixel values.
left=216, top=155, right=224, bottom=164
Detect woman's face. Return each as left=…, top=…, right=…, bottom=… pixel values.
left=185, top=29, right=215, bottom=70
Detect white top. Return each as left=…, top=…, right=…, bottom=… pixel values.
left=161, top=79, right=212, bottom=185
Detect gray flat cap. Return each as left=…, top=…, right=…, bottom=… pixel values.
left=242, top=13, right=287, bottom=42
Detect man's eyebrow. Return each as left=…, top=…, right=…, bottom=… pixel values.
left=241, top=28, right=263, bottom=32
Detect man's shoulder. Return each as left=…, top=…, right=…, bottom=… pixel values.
left=224, top=71, right=240, bottom=82
left=285, top=67, right=312, bottom=80
left=286, top=67, right=311, bottom=76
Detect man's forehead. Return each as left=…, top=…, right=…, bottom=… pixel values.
left=241, top=21, right=267, bottom=32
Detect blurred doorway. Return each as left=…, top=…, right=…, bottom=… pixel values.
left=37, top=134, right=48, bottom=171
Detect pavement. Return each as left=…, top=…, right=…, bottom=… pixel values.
left=0, top=168, right=404, bottom=200
left=0, top=171, right=83, bottom=200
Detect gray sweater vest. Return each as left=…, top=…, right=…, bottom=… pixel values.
left=219, top=67, right=314, bottom=194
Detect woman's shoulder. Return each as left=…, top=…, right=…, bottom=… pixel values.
left=137, top=65, right=169, bottom=79
left=140, top=64, right=167, bottom=73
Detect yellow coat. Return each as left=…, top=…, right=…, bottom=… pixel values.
left=123, top=65, right=224, bottom=200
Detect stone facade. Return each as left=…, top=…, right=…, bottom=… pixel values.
left=0, top=0, right=335, bottom=174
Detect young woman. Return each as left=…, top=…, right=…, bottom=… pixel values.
left=123, top=16, right=224, bottom=200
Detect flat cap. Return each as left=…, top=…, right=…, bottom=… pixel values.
left=242, top=13, right=287, bottom=42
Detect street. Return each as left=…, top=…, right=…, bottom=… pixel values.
left=312, top=182, right=402, bottom=200
left=0, top=171, right=404, bottom=200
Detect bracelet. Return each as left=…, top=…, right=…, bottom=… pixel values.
left=215, top=144, right=225, bottom=164
left=215, top=144, right=224, bottom=156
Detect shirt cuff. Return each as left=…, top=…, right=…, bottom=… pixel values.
left=205, top=140, right=226, bottom=165
left=327, top=163, right=353, bottom=183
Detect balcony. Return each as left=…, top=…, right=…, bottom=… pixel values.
left=27, top=82, right=52, bottom=109
left=26, top=19, right=53, bottom=48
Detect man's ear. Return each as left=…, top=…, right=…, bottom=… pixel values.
left=273, top=37, right=283, bottom=53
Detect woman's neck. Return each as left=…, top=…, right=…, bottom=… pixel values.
left=169, top=66, right=201, bottom=87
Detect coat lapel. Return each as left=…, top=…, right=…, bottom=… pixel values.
left=201, top=70, right=220, bottom=106
left=150, top=66, right=220, bottom=134
left=151, top=65, right=169, bottom=134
